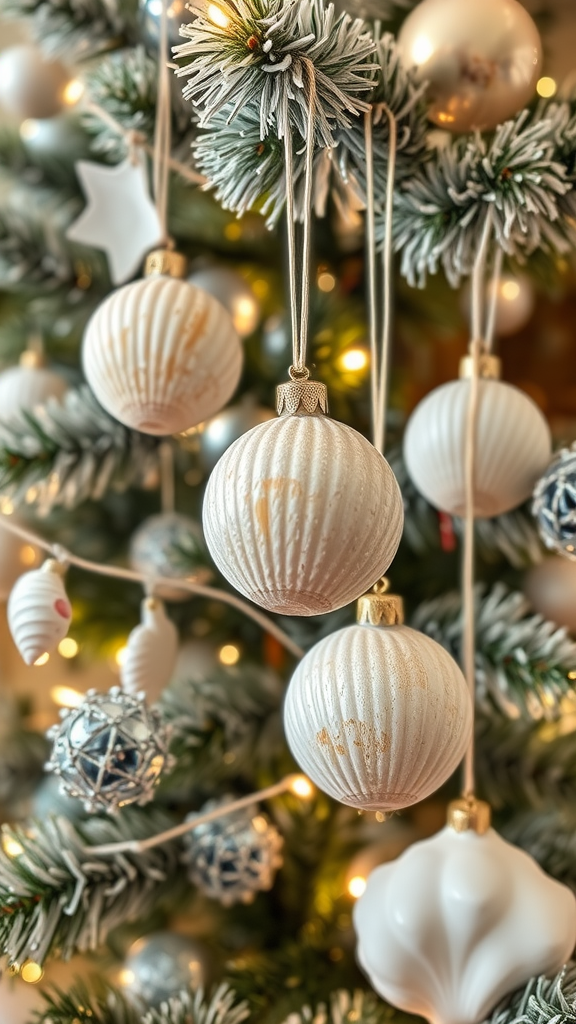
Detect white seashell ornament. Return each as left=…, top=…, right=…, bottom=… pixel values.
left=283, top=588, right=472, bottom=810
left=82, top=248, right=243, bottom=436
left=0, top=350, right=68, bottom=424
left=121, top=597, right=178, bottom=702
left=354, top=798, right=576, bottom=1024
left=203, top=378, right=404, bottom=616
left=404, top=357, right=551, bottom=519
left=8, top=559, right=72, bottom=665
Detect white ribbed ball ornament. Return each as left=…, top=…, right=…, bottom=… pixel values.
left=8, top=560, right=72, bottom=666
left=0, top=351, right=68, bottom=423
left=0, top=45, right=70, bottom=121
left=404, top=358, right=551, bottom=519
left=82, top=249, right=243, bottom=436
left=284, top=588, right=472, bottom=810
left=120, top=597, right=178, bottom=702
left=203, top=379, right=404, bottom=616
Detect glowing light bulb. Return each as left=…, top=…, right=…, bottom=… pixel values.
left=208, top=4, right=230, bottom=27
left=115, top=645, right=128, bottom=667
left=21, top=961, right=44, bottom=984
left=318, top=271, right=336, bottom=293
left=411, top=35, right=433, bottom=64
left=20, top=544, right=38, bottom=566
left=536, top=77, right=556, bottom=98
left=340, top=348, right=369, bottom=372
left=58, top=637, right=79, bottom=659
left=34, top=652, right=50, bottom=667
left=2, top=835, right=24, bottom=858
left=500, top=280, right=521, bottom=302
left=290, top=774, right=314, bottom=799
left=219, top=643, right=240, bottom=666
left=50, top=685, right=83, bottom=708
left=348, top=875, right=367, bottom=898
left=62, top=78, right=84, bottom=105
left=19, top=119, right=41, bottom=142
left=0, top=497, right=14, bottom=515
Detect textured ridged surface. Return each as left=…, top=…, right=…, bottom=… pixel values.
left=0, top=365, right=68, bottom=422
left=8, top=564, right=71, bottom=665
left=283, top=623, right=472, bottom=810
left=354, top=827, right=576, bottom=1024
left=403, top=378, right=552, bottom=518
left=203, top=414, right=404, bottom=616
left=121, top=599, right=178, bottom=702
left=82, top=276, right=243, bottom=436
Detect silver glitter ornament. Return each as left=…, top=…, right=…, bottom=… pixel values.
left=46, top=687, right=172, bottom=813
left=122, top=931, right=209, bottom=1007
left=533, top=448, right=576, bottom=559
left=129, top=512, right=212, bottom=602
left=188, top=267, right=260, bottom=339
left=199, top=400, right=275, bottom=472
left=184, top=797, right=283, bottom=906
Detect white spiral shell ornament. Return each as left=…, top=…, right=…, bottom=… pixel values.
left=120, top=597, right=178, bottom=702
left=203, top=378, right=404, bottom=616
left=0, top=349, right=68, bottom=423
left=8, top=559, right=72, bottom=665
left=403, top=356, right=551, bottom=519
left=283, top=588, right=472, bottom=810
left=82, top=249, right=243, bottom=436
left=353, top=798, right=576, bottom=1024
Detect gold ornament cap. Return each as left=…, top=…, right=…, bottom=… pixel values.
left=356, top=580, right=404, bottom=626
left=447, top=796, right=491, bottom=835
left=459, top=353, right=501, bottom=380
left=276, top=375, right=328, bottom=417
left=145, top=248, right=187, bottom=280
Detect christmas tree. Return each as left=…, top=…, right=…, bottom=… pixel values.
left=0, top=0, right=576, bottom=1022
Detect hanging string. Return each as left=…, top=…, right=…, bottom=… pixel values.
left=282, top=66, right=317, bottom=380
left=153, top=0, right=173, bottom=243
left=159, top=441, right=175, bottom=513
left=363, top=104, right=398, bottom=456
left=461, top=208, right=494, bottom=798
left=484, top=246, right=504, bottom=354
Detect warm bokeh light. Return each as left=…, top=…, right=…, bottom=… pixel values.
left=62, top=78, right=85, bottom=105
left=251, top=814, right=269, bottom=833
left=50, top=685, right=84, bottom=708
left=20, top=544, right=38, bottom=566
left=348, top=875, right=367, bottom=898
left=537, top=76, right=557, bottom=98
left=21, top=961, right=44, bottom=984
left=0, top=497, right=14, bottom=515
left=34, top=652, right=50, bottom=667
left=234, top=296, right=258, bottom=335
left=290, top=774, right=314, bottom=799
left=411, top=35, right=433, bottom=64
left=340, top=348, right=369, bottom=372
left=219, top=643, right=240, bottom=666
left=500, top=280, right=521, bottom=302
left=224, top=222, right=242, bottom=241
left=569, top=670, right=576, bottom=680
left=318, top=271, right=336, bottom=293
left=119, top=968, right=135, bottom=987
left=2, top=835, right=24, bottom=858
left=207, top=5, right=230, bottom=28
left=19, top=119, right=40, bottom=142
left=58, top=637, right=79, bottom=659
left=115, top=645, right=128, bottom=667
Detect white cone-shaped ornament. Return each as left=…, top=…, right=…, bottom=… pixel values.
left=82, top=249, right=243, bottom=436
left=8, top=559, right=71, bottom=665
left=203, top=378, right=404, bottom=616
left=0, top=350, right=68, bottom=423
left=121, top=597, right=178, bottom=702
left=283, top=589, right=472, bottom=810
left=404, top=357, right=551, bottom=519
left=354, top=798, right=576, bottom=1024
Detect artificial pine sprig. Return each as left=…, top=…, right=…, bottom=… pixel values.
left=503, top=810, right=576, bottom=892
left=0, top=0, right=139, bottom=60
left=412, top=583, right=576, bottom=721
left=0, top=179, right=82, bottom=291
left=485, top=965, right=576, bottom=1024
left=34, top=981, right=140, bottom=1024
left=176, top=0, right=377, bottom=146
left=281, top=989, right=417, bottom=1024
left=144, top=984, right=250, bottom=1024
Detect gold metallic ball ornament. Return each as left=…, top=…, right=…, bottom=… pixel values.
left=397, top=0, right=542, bottom=133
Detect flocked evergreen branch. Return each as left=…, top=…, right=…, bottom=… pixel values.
left=484, top=964, right=576, bottom=1024
left=144, top=984, right=251, bottom=1024
left=503, top=809, right=576, bottom=893
left=34, top=979, right=140, bottom=1024
left=0, top=0, right=139, bottom=60
left=282, top=989, right=416, bottom=1024
left=0, top=179, right=82, bottom=292
left=176, top=0, right=377, bottom=146
left=0, top=806, right=181, bottom=966
left=412, top=583, right=576, bottom=721
left=0, top=385, right=160, bottom=516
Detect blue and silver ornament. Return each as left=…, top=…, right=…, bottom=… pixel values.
left=533, top=447, right=576, bottom=559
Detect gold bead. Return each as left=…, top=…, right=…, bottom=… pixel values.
left=447, top=796, right=491, bottom=835
left=459, top=353, right=501, bottom=380
left=276, top=379, right=329, bottom=416
left=356, top=591, right=404, bottom=626
left=144, top=248, right=187, bottom=279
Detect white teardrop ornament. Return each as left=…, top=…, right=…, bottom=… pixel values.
left=353, top=799, right=576, bottom=1024
left=82, top=249, right=243, bottom=436
left=203, top=379, right=404, bottom=616
left=121, top=597, right=178, bottom=702
left=403, top=362, right=551, bottom=519
left=283, top=590, right=472, bottom=810
left=8, top=560, right=72, bottom=665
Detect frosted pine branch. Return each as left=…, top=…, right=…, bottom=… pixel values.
left=0, top=385, right=160, bottom=516
left=144, top=984, right=250, bottom=1024
left=412, top=583, right=576, bottom=721
left=0, top=0, right=139, bottom=60
left=0, top=179, right=81, bottom=291
left=503, top=810, right=576, bottom=893
left=484, top=965, right=576, bottom=1024
left=282, top=990, right=412, bottom=1024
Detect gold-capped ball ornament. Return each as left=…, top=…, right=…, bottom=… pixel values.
left=403, top=354, right=551, bottom=518
left=0, top=45, right=71, bottom=122
left=0, top=348, right=68, bottom=423
left=82, top=248, right=243, bottom=436
left=202, top=375, right=404, bottom=616
left=283, top=583, right=472, bottom=810
left=524, top=556, right=576, bottom=634
left=397, top=0, right=542, bottom=133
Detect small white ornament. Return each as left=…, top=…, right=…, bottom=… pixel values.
left=0, top=45, right=70, bottom=121
left=121, top=597, right=178, bottom=702
left=82, top=251, right=243, bottom=435
left=8, top=560, right=72, bottom=666
left=0, top=353, right=68, bottom=423
left=524, top=556, right=576, bottom=633
left=283, top=591, right=472, bottom=809
left=404, top=369, right=551, bottom=519
left=354, top=801, right=576, bottom=1024
left=66, top=153, right=164, bottom=285
left=129, top=511, right=212, bottom=601
left=203, top=379, right=403, bottom=616
left=461, top=275, right=535, bottom=339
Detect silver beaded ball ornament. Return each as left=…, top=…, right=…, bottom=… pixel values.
left=533, top=447, right=576, bottom=559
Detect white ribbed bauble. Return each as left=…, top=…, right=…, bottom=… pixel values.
left=82, top=253, right=243, bottom=436
left=202, top=382, right=403, bottom=616
left=120, top=598, right=178, bottom=702
left=283, top=596, right=472, bottom=810
left=404, top=377, right=551, bottom=518
left=0, top=360, right=68, bottom=423
left=7, top=560, right=72, bottom=665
